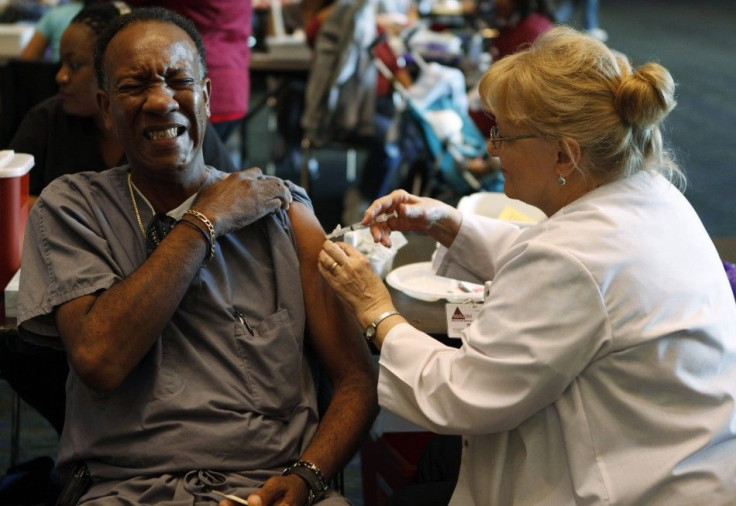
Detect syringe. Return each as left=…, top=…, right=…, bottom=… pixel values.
left=325, top=210, right=398, bottom=240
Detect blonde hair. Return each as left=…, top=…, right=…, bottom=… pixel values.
left=478, top=26, right=684, bottom=189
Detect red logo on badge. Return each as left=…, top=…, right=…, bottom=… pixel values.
left=451, top=307, right=465, bottom=320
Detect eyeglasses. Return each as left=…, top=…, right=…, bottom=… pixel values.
left=489, top=125, right=537, bottom=150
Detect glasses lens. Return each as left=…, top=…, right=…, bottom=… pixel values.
left=490, top=126, right=500, bottom=149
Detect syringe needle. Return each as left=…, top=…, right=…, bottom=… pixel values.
left=326, top=211, right=398, bottom=240
left=372, top=210, right=398, bottom=223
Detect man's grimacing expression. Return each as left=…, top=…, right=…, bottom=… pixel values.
left=98, top=20, right=212, bottom=175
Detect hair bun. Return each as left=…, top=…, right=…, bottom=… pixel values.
left=614, top=62, right=676, bottom=129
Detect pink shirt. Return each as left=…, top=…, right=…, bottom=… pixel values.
left=492, top=12, right=554, bottom=61
left=127, top=0, right=251, bottom=122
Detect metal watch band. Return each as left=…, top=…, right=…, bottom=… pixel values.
left=282, top=459, right=328, bottom=504
left=363, top=310, right=400, bottom=343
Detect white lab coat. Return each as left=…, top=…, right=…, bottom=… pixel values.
left=378, top=170, right=736, bottom=505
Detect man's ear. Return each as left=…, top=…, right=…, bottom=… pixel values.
left=97, top=89, right=113, bottom=131
left=202, top=77, right=212, bottom=118
left=556, top=136, right=581, bottom=178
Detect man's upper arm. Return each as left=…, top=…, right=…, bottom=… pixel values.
left=288, top=203, right=372, bottom=382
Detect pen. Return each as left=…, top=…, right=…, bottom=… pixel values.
left=210, top=490, right=249, bottom=505
left=326, top=210, right=398, bottom=240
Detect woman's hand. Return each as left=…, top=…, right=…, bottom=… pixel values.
left=318, top=241, right=395, bottom=330
left=361, top=190, right=463, bottom=248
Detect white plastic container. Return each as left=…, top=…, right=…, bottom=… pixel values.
left=3, top=268, right=20, bottom=318
left=0, top=23, right=35, bottom=58
left=456, top=191, right=547, bottom=226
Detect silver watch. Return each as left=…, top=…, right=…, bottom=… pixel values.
left=363, top=310, right=400, bottom=343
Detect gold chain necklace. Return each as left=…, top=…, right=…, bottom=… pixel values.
left=127, top=171, right=146, bottom=238
left=127, top=168, right=211, bottom=239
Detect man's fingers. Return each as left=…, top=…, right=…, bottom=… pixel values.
left=264, top=198, right=285, bottom=213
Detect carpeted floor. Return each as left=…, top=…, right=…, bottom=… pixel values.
left=599, top=0, right=736, bottom=238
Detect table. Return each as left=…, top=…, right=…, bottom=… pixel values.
left=387, top=233, right=448, bottom=336
left=249, top=47, right=311, bottom=77
left=245, top=46, right=311, bottom=173
left=0, top=23, right=34, bottom=62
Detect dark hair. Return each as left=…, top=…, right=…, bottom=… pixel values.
left=94, top=6, right=207, bottom=89
left=71, top=2, right=130, bottom=38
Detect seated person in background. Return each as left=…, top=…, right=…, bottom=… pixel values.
left=467, top=0, right=555, bottom=176
left=491, top=0, right=556, bottom=61
left=18, top=0, right=84, bottom=61
left=10, top=1, right=235, bottom=206
left=17, top=7, right=378, bottom=505
left=304, top=0, right=414, bottom=222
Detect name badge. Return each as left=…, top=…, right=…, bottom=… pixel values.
left=445, top=303, right=482, bottom=338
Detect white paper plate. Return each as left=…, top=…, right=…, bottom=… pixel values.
left=386, top=262, right=484, bottom=302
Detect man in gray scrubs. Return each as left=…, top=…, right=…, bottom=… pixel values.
left=17, top=7, right=378, bottom=505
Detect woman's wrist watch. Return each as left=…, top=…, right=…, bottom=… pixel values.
left=282, top=459, right=328, bottom=505
left=364, top=310, right=400, bottom=344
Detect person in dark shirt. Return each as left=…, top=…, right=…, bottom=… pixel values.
left=10, top=2, right=235, bottom=202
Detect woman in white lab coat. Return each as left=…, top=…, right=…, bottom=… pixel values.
left=319, top=26, right=736, bottom=505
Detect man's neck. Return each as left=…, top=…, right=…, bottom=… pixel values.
left=129, top=163, right=210, bottom=214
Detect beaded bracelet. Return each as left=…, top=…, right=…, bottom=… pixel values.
left=181, top=209, right=216, bottom=264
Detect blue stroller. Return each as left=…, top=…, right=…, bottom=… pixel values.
left=375, top=55, right=504, bottom=199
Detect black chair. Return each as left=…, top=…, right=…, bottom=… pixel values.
left=0, top=329, right=67, bottom=463
left=0, top=58, right=60, bottom=148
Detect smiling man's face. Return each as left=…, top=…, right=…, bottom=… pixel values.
left=98, top=20, right=211, bottom=177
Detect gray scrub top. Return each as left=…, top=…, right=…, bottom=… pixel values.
left=18, top=166, right=320, bottom=480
